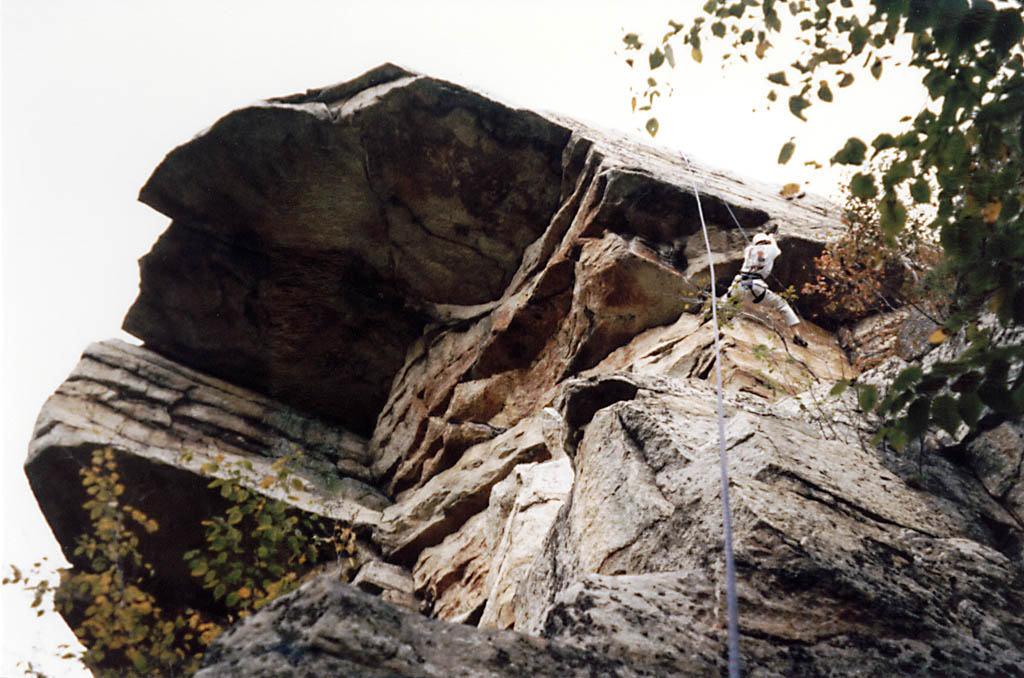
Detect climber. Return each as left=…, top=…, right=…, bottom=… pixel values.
left=724, top=232, right=808, bottom=348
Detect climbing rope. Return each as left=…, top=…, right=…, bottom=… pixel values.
left=724, top=202, right=751, bottom=245
left=684, top=156, right=742, bottom=678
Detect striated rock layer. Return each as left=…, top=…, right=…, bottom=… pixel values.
left=27, top=65, right=1024, bottom=677
left=27, top=339, right=386, bottom=609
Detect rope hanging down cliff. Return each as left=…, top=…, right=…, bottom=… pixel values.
left=682, top=155, right=742, bottom=678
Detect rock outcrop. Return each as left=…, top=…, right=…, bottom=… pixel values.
left=194, top=573, right=652, bottom=678
left=27, top=65, right=1024, bottom=677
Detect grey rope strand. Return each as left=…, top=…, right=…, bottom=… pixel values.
left=685, top=158, right=742, bottom=678
left=724, top=202, right=751, bottom=245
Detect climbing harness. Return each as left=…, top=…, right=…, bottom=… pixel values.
left=737, top=272, right=767, bottom=304
left=683, top=155, right=742, bottom=678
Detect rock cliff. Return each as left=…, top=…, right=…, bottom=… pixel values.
left=27, top=64, right=1024, bottom=677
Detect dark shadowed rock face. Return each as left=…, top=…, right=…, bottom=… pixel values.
left=126, top=64, right=572, bottom=435
left=28, top=64, right=1024, bottom=678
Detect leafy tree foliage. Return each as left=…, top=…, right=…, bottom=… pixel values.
left=4, top=448, right=358, bottom=677
left=183, top=452, right=358, bottom=618
left=11, top=448, right=220, bottom=677
left=626, top=0, right=1024, bottom=447
left=803, top=164, right=948, bottom=328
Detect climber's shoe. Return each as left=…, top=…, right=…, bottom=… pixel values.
left=793, top=334, right=808, bottom=348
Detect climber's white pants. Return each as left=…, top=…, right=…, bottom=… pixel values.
left=726, top=277, right=800, bottom=327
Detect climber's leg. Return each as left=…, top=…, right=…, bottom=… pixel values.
left=761, top=288, right=800, bottom=327
left=760, top=288, right=807, bottom=347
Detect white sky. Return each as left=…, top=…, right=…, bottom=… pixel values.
left=1, top=1, right=928, bottom=675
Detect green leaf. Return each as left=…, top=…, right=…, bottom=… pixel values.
left=870, top=58, right=883, bottom=79
left=817, top=81, right=833, bottom=102
left=858, top=384, right=879, bottom=412
left=1013, top=382, right=1024, bottom=415
left=649, top=48, right=665, bottom=70
left=788, top=95, right=811, bottom=120
left=950, top=371, right=981, bottom=393
left=821, top=48, right=843, bottom=64
left=623, top=33, right=643, bottom=49
left=645, top=118, right=659, bottom=137
left=879, top=195, right=907, bottom=237
left=991, top=8, right=1024, bottom=55
left=906, top=0, right=935, bottom=32
left=778, top=141, right=796, bottom=164
left=958, top=392, right=983, bottom=426
left=849, top=24, right=870, bottom=54
left=768, top=71, right=789, bottom=85
left=931, top=395, right=961, bottom=436
left=871, top=133, right=896, bottom=152
left=910, top=179, right=931, bottom=203
left=887, top=426, right=908, bottom=452
left=829, top=379, right=851, bottom=397
left=831, top=137, right=867, bottom=165
left=838, top=72, right=854, bottom=87
left=979, top=380, right=1013, bottom=414
left=892, top=366, right=924, bottom=392
left=905, top=397, right=931, bottom=439
left=929, top=361, right=963, bottom=379
left=712, top=21, right=726, bottom=37
left=850, top=173, right=878, bottom=199
left=915, top=374, right=948, bottom=394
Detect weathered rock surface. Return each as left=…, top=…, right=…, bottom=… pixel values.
left=967, top=421, right=1024, bottom=524
left=26, top=64, right=1024, bottom=678
left=351, top=559, right=419, bottom=611
left=195, top=574, right=650, bottom=678
left=587, top=301, right=853, bottom=400
left=377, top=415, right=551, bottom=563
left=478, top=457, right=574, bottom=630
left=512, top=373, right=1024, bottom=677
left=838, top=307, right=944, bottom=369
left=412, top=456, right=573, bottom=625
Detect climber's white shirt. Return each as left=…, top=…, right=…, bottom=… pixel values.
left=726, top=234, right=800, bottom=327
left=741, top=236, right=782, bottom=277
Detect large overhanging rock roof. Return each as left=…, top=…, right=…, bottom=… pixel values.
left=125, top=63, right=843, bottom=438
